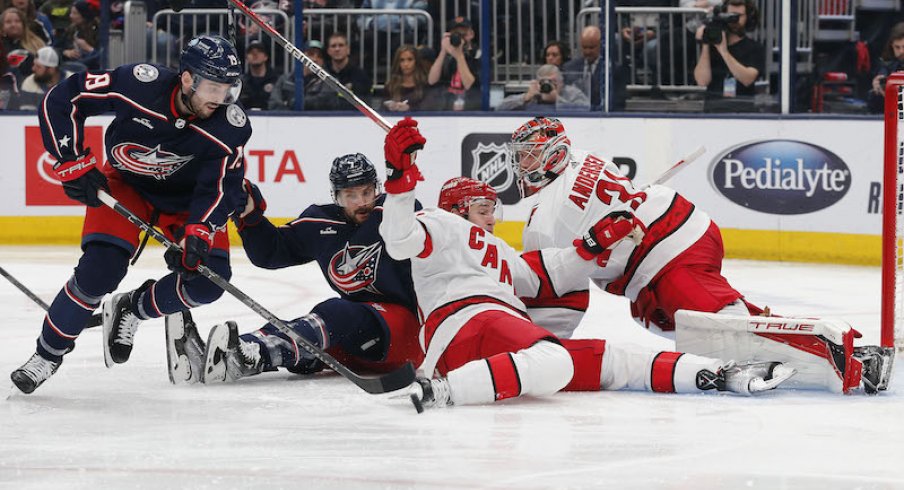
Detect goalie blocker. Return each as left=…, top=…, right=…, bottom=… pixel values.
left=675, top=310, right=895, bottom=394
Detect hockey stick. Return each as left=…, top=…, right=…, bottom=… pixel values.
left=641, top=145, right=705, bottom=190
left=0, top=266, right=103, bottom=328
left=224, top=0, right=391, bottom=132
left=96, top=190, right=415, bottom=394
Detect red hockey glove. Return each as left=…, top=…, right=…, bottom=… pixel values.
left=53, top=149, right=108, bottom=207
left=384, top=117, right=426, bottom=194
left=574, top=211, right=646, bottom=266
left=165, top=223, right=214, bottom=279
left=234, top=179, right=267, bottom=230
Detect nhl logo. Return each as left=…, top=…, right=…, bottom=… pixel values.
left=175, top=118, right=186, bottom=129
left=470, top=142, right=513, bottom=194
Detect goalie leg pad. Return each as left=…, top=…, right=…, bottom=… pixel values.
left=675, top=310, right=862, bottom=393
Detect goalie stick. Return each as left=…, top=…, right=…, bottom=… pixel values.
left=0, top=266, right=102, bottom=328
left=96, top=190, right=416, bottom=395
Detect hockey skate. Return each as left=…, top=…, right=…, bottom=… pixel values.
left=697, top=361, right=796, bottom=396
left=10, top=353, right=62, bottom=394
left=165, top=310, right=205, bottom=385
left=201, top=321, right=264, bottom=383
left=855, top=346, right=895, bottom=394
left=409, top=377, right=453, bottom=413
left=102, top=279, right=153, bottom=367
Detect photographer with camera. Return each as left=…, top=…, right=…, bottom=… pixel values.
left=427, top=16, right=480, bottom=111
left=495, top=64, right=589, bottom=111
left=692, top=0, right=765, bottom=111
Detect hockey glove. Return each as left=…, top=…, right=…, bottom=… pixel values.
left=165, top=223, right=214, bottom=279
left=574, top=211, right=646, bottom=266
left=384, top=117, right=426, bottom=194
left=234, top=179, right=267, bottom=230
left=53, top=149, right=108, bottom=207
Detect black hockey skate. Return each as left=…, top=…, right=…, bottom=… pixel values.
left=409, top=377, right=453, bottom=413
left=102, top=279, right=154, bottom=367
left=201, top=321, right=264, bottom=383
left=855, top=346, right=895, bottom=394
left=10, top=353, right=62, bottom=394
left=696, top=361, right=796, bottom=396
left=165, top=310, right=205, bottom=385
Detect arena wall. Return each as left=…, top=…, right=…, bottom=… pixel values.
left=0, top=114, right=882, bottom=265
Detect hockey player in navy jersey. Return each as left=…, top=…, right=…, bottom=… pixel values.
left=10, top=35, right=252, bottom=394
left=165, top=152, right=424, bottom=384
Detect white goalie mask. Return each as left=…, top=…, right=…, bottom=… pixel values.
left=508, top=117, right=572, bottom=197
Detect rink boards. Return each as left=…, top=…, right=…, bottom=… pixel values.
left=0, top=113, right=882, bottom=264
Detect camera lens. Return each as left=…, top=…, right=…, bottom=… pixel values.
left=539, top=80, right=553, bottom=94
left=450, top=32, right=462, bottom=47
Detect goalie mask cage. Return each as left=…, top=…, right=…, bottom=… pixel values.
left=883, top=72, right=904, bottom=349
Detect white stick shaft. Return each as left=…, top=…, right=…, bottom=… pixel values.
left=643, top=145, right=706, bottom=189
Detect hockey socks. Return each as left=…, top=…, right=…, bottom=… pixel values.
left=244, top=314, right=329, bottom=373
left=37, top=277, right=103, bottom=362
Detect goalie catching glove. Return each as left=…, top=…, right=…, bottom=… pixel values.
left=384, top=117, right=426, bottom=194
left=53, top=149, right=108, bottom=207
left=233, top=179, right=267, bottom=230
left=165, top=223, right=214, bottom=279
left=574, top=210, right=646, bottom=266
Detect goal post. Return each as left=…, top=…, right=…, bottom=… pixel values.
left=882, top=72, right=904, bottom=349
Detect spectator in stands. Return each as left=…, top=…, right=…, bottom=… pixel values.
left=1, top=7, right=45, bottom=56
left=6, top=0, right=52, bottom=43
left=692, top=0, right=764, bottom=111
left=542, top=40, right=570, bottom=68
left=562, top=25, right=602, bottom=109
left=239, top=40, right=280, bottom=111
left=868, top=22, right=904, bottom=114
left=18, top=45, right=68, bottom=109
left=60, top=0, right=99, bottom=70
left=326, top=32, right=372, bottom=107
left=427, top=16, right=480, bottom=111
left=269, top=39, right=339, bottom=110
left=358, top=0, right=427, bottom=36
left=382, top=44, right=429, bottom=112
left=38, top=0, right=72, bottom=45
left=495, top=64, right=589, bottom=111
left=0, top=43, right=18, bottom=109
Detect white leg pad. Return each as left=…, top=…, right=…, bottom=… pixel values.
left=601, top=343, right=722, bottom=393
left=446, top=340, right=573, bottom=406
left=675, top=310, right=857, bottom=392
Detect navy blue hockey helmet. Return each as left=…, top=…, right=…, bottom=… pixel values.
left=179, top=35, right=242, bottom=104
left=329, top=153, right=382, bottom=204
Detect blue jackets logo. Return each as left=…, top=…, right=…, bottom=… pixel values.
left=710, top=140, right=850, bottom=215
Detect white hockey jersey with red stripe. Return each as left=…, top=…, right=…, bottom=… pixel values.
left=379, top=190, right=598, bottom=376
left=522, top=150, right=712, bottom=338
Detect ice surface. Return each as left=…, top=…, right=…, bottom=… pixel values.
left=1, top=246, right=902, bottom=489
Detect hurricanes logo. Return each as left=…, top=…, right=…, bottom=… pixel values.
left=110, top=143, right=194, bottom=180
left=328, top=242, right=382, bottom=294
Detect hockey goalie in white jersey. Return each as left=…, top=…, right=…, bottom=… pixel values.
left=510, top=116, right=893, bottom=394
left=378, top=118, right=795, bottom=412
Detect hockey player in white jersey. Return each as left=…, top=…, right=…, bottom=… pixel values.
left=378, top=118, right=795, bottom=412
left=510, top=116, right=893, bottom=394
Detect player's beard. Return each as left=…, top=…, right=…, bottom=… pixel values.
left=185, top=92, right=219, bottom=119
left=345, top=203, right=374, bottom=225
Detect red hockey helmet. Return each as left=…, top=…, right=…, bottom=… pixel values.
left=438, top=177, right=501, bottom=219
left=509, top=117, right=572, bottom=196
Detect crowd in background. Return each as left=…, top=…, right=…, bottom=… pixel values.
left=1, top=0, right=904, bottom=114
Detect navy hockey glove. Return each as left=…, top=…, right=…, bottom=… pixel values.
left=53, top=149, right=108, bottom=207
left=384, top=117, right=426, bottom=194
left=574, top=211, right=646, bottom=266
left=234, top=179, right=267, bottom=230
left=165, top=224, right=214, bottom=279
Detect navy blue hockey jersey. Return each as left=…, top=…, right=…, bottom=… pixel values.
left=38, top=63, right=251, bottom=229
left=240, top=195, right=420, bottom=313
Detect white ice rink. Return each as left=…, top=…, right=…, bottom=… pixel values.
left=1, top=245, right=903, bottom=489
